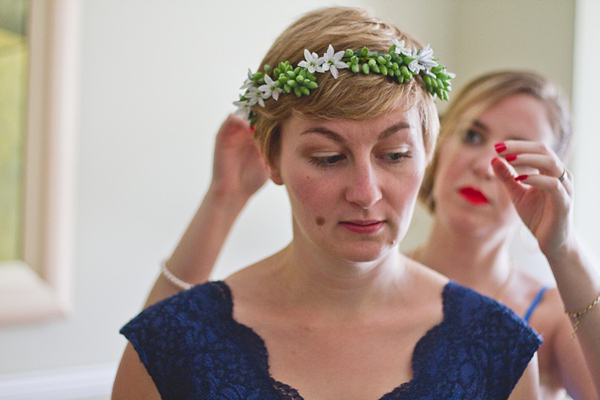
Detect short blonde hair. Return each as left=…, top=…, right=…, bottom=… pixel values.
left=249, top=7, right=440, bottom=167
left=419, top=70, right=572, bottom=212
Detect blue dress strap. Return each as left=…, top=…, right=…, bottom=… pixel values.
left=523, top=286, right=548, bottom=323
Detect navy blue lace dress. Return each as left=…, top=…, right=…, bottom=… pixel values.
left=121, top=281, right=541, bottom=399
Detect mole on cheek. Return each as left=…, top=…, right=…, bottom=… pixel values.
left=316, top=216, right=326, bottom=226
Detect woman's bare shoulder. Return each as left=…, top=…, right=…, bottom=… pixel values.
left=511, top=270, right=565, bottom=331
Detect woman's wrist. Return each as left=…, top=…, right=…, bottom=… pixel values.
left=205, top=182, right=254, bottom=212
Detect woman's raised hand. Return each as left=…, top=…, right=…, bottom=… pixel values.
left=491, top=140, right=574, bottom=258
left=210, top=114, right=268, bottom=200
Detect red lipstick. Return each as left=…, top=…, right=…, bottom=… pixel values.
left=459, top=187, right=488, bottom=205
left=340, top=220, right=384, bottom=234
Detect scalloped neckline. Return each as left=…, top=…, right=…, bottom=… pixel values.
left=214, top=280, right=455, bottom=399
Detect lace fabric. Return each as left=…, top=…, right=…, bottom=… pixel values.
left=121, top=281, right=541, bottom=399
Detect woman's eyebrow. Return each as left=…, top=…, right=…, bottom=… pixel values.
left=472, top=119, right=532, bottom=141
left=300, top=127, right=345, bottom=142
left=300, top=121, right=413, bottom=142
left=471, top=120, right=488, bottom=132
left=379, top=121, right=412, bottom=140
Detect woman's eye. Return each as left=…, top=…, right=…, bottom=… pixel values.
left=310, top=154, right=346, bottom=168
left=463, top=129, right=484, bottom=145
left=382, top=152, right=410, bottom=162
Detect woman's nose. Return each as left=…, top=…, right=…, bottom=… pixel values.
left=345, top=161, right=382, bottom=209
left=473, top=146, right=497, bottom=179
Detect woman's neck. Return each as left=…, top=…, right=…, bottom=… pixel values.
left=273, top=241, right=410, bottom=316
left=413, top=218, right=513, bottom=297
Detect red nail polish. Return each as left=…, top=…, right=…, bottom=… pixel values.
left=514, top=174, right=528, bottom=181
left=250, top=125, right=255, bottom=132
left=495, top=142, right=506, bottom=153
left=505, top=154, right=517, bottom=162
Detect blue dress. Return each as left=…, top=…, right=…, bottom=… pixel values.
left=121, top=281, right=541, bottom=399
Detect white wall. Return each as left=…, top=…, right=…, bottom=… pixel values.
left=0, top=0, right=589, bottom=397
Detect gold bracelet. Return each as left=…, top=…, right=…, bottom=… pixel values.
left=161, top=260, right=193, bottom=291
left=565, top=292, right=600, bottom=340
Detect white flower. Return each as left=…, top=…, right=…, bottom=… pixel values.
left=321, top=45, right=348, bottom=79
left=407, top=44, right=438, bottom=74
left=244, top=87, right=266, bottom=108
left=392, top=38, right=412, bottom=57
left=298, top=49, right=324, bottom=73
left=258, top=75, right=283, bottom=101
left=415, top=44, right=438, bottom=68
left=240, top=68, right=254, bottom=90
left=233, top=97, right=252, bottom=119
left=407, top=56, right=424, bottom=74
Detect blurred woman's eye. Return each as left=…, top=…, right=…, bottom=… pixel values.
left=463, top=129, right=484, bottom=145
left=310, top=153, right=346, bottom=168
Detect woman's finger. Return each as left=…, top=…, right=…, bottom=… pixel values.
left=495, top=140, right=573, bottom=197
left=490, top=157, right=528, bottom=200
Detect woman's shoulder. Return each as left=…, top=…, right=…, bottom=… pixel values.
left=509, top=270, right=564, bottom=327
left=120, top=281, right=233, bottom=339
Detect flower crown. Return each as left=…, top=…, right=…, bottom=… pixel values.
left=234, top=40, right=455, bottom=126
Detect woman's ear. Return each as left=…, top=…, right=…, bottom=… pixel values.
left=268, top=161, right=284, bottom=185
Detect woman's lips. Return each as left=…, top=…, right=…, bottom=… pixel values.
left=340, top=220, right=384, bottom=234
left=459, top=187, right=488, bottom=204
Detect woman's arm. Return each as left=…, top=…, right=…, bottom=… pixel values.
left=546, top=242, right=600, bottom=398
left=112, top=344, right=161, bottom=399
left=493, top=142, right=600, bottom=397
left=113, top=115, right=267, bottom=396
left=144, top=114, right=268, bottom=309
left=508, top=354, right=540, bottom=400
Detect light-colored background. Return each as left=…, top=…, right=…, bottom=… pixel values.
left=1, top=0, right=598, bottom=398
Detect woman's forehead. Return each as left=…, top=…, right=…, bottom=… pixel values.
left=475, top=94, right=555, bottom=143
left=283, top=107, right=422, bottom=142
